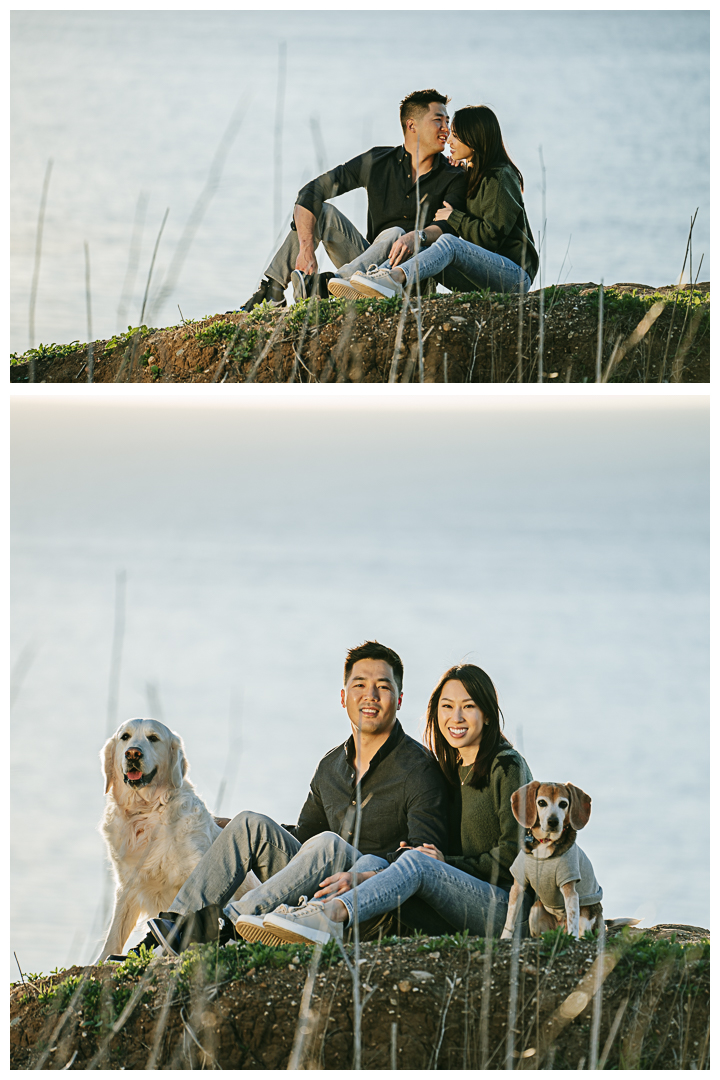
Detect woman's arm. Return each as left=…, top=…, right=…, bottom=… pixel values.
left=446, top=170, right=525, bottom=253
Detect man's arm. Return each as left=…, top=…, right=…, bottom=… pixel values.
left=403, top=760, right=450, bottom=851
left=292, top=150, right=377, bottom=274
left=288, top=776, right=332, bottom=843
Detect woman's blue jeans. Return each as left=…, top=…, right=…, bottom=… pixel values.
left=341, top=848, right=512, bottom=937
left=396, top=233, right=531, bottom=295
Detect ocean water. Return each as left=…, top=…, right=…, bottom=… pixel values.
left=10, top=9, right=709, bottom=355
left=10, top=394, right=708, bottom=978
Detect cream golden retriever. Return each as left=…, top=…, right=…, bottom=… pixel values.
left=98, top=717, right=257, bottom=961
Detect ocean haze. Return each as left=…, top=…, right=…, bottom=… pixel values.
left=10, top=9, right=710, bottom=355
left=10, top=396, right=708, bottom=977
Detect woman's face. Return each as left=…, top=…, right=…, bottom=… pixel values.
left=438, top=679, right=485, bottom=760
left=447, top=127, right=474, bottom=165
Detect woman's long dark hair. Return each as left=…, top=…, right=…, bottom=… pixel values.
left=451, top=105, right=523, bottom=200
left=424, top=663, right=512, bottom=789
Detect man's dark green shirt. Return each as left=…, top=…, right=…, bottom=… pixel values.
left=285, top=720, right=449, bottom=858
left=294, top=145, right=468, bottom=243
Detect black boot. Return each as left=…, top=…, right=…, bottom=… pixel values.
left=237, top=277, right=287, bottom=313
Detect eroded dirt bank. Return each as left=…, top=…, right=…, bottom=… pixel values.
left=10, top=924, right=709, bottom=1070
left=10, top=282, right=709, bottom=384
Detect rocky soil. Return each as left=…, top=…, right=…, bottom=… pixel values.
left=10, top=924, right=709, bottom=1070
left=10, top=282, right=709, bottom=384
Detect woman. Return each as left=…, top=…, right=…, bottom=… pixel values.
left=351, top=106, right=538, bottom=299
left=264, top=663, right=533, bottom=944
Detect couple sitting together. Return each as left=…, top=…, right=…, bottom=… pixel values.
left=139, top=640, right=534, bottom=957
left=240, top=88, right=538, bottom=313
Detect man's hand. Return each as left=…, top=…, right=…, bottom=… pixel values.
left=213, top=817, right=231, bottom=829
left=388, top=231, right=421, bottom=267
left=434, top=201, right=454, bottom=223
left=295, top=242, right=318, bottom=276
left=313, top=869, right=377, bottom=899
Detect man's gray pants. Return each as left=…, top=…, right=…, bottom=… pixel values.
left=265, top=204, right=404, bottom=288
left=169, top=811, right=383, bottom=920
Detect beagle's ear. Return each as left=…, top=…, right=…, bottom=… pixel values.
left=566, top=783, right=592, bottom=829
left=511, top=781, right=540, bottom=827
left=101, top=735, right=117, bottom=795
left=169, top=734, right=188, bottom=790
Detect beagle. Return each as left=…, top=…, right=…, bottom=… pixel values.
left=500, top=781, right=604, bottom=941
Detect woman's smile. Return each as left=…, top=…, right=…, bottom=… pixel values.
left=438, top=679, right=485, bottom=763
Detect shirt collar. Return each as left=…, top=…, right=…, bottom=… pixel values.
left=396, top=144, right=445, bottom=174
left=344, top=718, right=404, bottom=774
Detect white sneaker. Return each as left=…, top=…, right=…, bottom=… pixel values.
left=350, top=266, right=404, bottom=299
left=328, top=277, right=363, bottom=299
left=234, top=914, right=285, bottom=946
left=263, top=896, right=344, bottom=947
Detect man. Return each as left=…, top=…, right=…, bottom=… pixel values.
left=142, top=640, right=450, bottom=956
left=240, top=89, right=467, bottom=311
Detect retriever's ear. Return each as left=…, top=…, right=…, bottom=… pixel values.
left=566, top=783, right=592, bottom=830
left=511, top=781, right=540, bottom=827
left=101, top=735, right=117, bottom=795
left=169, top=734, right=188, bottom=790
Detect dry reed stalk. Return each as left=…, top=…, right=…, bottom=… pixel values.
left=657, top=209, right=698, bottom=381
left=587, top=919, right=606, bottom=1068
left=515, top=233, right=528, bottom=383
left=670, top=306, right=704, bottom=383
left=274, top=43, right=288, bottom=239
left=619, top=956, right=674, bottom=1068
left=504, top=910, right=522, bottom=1067
left=145, top=972, right=180, bottom=1070
left=244, top=311, right=289, bottom=381
left=430, top=971, right=459, bottom=1068
left=595, top=282, right=604, bottom=383
left=212, top=319, right=245, bottom=381
left=116, top=192, right=148, bottom=333
left=596, top=996, right=629, bottom=1070
left=287, top=943, right=324, bottom=1069
left=139, top=208, right=169, bottom=325
left=150, top=97, right=250, bottom=324
left=537, top=145, right=547, bottom=382
left=84, top=241, right=94, bottom=382
left=390, top=1021, right=398, bottom=1068
left=30, top=968, right=94, bottom=1070
left=601, top=301, right=665, bottom=382
left=28, top=157, right=53, bottom=368
left=106, top=570, right=127, bottom=738
left=351, top=710, right=364, bottom=1070
left=322, top=301, right=356, bottom=381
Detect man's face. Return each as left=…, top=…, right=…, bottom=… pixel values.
left=405, top=102, right=450, bottom=157
left=341, top=658, right=402, bottom=739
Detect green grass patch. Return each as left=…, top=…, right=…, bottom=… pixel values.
left=10, top=341, right=85, bottom=366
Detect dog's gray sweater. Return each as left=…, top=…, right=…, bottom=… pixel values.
left=509, top=844, right=603, bottom=911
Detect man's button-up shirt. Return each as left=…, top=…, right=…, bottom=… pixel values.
left=294, top=144, right=468, bottom=243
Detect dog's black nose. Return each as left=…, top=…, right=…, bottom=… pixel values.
left=125, top=746, right=143, bottom=759
left=547, top=816, right=559, bottom=830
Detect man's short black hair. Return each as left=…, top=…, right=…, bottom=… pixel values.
left=399, top=89, right=449, bottom=132
left=344, top=641, right=404, bottom=694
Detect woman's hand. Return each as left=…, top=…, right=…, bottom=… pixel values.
left=313, top=869, right=376, bottom=899
left=415, top=843, right=446, bottom=861
left=434, top=201, right=454, bottom=223
left=398, top=841, right=445, bottom=862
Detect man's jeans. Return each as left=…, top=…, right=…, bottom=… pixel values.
left=265, top=204, right=404, bottom=287
left=169, top=813, right=384, bottom=921
left=339, top=848, right=523, bottom=937
left=395, top=233, right=532, bottom=295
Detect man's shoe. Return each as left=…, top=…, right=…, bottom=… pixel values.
left=327, top=277, right=363, bottom=299
left=148, top=914, right=189, bottom=957
left=240, top=278, right=287, bottom=313
left=263, top=896, right=344, bottom=947
left=234, top=915, right=285, bottom=946
left=350, top=266, right=404, bottom=299
left=291, top=270, right=334, bottom=302
left=105, top=930, right=164, bottom=963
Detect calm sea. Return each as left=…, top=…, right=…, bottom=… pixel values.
left=10, top=10, right=709, bottom=356
left=10, top=395, right=708, bottom=978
